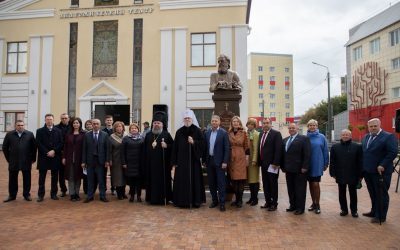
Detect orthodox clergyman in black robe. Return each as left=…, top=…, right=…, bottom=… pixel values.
left=144, top=113, right=174, bottom=205
left=171, top=109, right=206, bottom=208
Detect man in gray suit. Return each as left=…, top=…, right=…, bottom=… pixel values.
left=81, top=119, right=110, bottom=202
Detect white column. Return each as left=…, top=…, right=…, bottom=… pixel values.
left=40, top=35, right=54, bottom=120
left=235, top=25, right=248, bottom=120
left=79, top=99, right=91, bottom=122
left=160, top=28, right=173, bottom=130
left=174, top=28, right=187, bottom=132
left=28, top=36, right=41, bottom=132
left=219, top=25, right=233, bottom=63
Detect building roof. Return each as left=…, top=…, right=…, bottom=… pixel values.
left=345, top=2, right=400, bottom=46
left=248, top=52, right=293, bottom=57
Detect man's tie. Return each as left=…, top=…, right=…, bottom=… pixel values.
left=367, top=134, right=376, bottom=149
left=260, top=131, right=268, bottom=160
left=286, top=136, right=293, bottom=152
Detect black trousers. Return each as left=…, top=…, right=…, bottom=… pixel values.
left=338, top=183, right=357, bottom=213
left=127, top=176, right=142, bottom=197
left=9, top=169, right=31, bottom=198
left=38, top=169, right=59, bottom=197
left=286, top=172, right=307, bottom=211
left=261, top=166, right=279, bottom=206
left=58, top=166, right=67, bottom=193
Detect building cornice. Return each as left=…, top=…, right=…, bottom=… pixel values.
left=0, top=0, right=40, bottom=12
left=159, top=0, right=247, bottom=10
left=0, top=9, right=55, bottom=20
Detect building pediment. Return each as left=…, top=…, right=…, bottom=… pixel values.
left=0, top=0, right=54, bottom=20
left=79, top=80, right=128, bottom=101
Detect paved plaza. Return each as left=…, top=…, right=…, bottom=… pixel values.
left=0, top=153, right=399, bottom=249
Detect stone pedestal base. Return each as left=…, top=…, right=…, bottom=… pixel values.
left=212, top=90, right=242, bottom=131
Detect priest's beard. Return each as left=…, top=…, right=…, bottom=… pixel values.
left=184, top=120, right=193, bottom=127
left=152, top=127, right=163, bottom=135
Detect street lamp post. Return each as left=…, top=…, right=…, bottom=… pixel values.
left=312, top=61, right=332, bottom=142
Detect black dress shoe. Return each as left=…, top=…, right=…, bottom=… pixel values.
left=100, top=197, right=109, bottom=202
left=60, top=192, right=66, bottom=197
left=84, top=198, right=94, bottom=203
left=220, top=205, right=226, bottom=212
left=24, top=196, right=32, bottom=201
left=3, top=196, right=16, bottom=202
left=362, top=211, right=375, bottom=218
left=236, top=201, right=243, bottom=208
left=351, top=212, right=359, bottom=218
left=315, top=205, right=321, bottom=214
left=260, top=203, right=270, bottom=209
left=37, top=197, right=44, bottom=202
left=246, top=199, right=252, bottom=204
left=230, top=201, right=238, bottom=207
left=268, top=205, right=277, bottom=211
left=137, top=197, right=142, bottom=202
left=193, top=204, right=200, bottom=208
left=340, top=211, right=348, bottom=216
left=123, top=194, right=128, bottom=199
left=209, top=202, right=219, bottom=208
left=51, top=195, right=59, bottom=200
left=111, top=191, right=115, bottom=196
left=308, top=204, right=316, bottom=211
left=371, top=217, right=386, bottom=223
left=294, top=210, right=304, bottom=215
left=250, top=200, right=258, bottom=206
left=129, top=196, right=134, bottom=202
left=286, top=207, right=296, bottom=212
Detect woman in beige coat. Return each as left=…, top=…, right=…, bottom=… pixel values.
left=228, top=116, right=249, bottom=208
left=246, top=118, right=260, bottom=206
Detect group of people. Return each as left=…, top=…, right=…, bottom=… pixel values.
left=2, top=110, right=398, bottom=223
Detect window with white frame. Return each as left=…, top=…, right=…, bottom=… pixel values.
left=285, top=103, right=290, bottom=109
left=270, top=76, right=276, bottom=81
left=270, top=93, right=275, bottom=99
left=285, top=85, right=289, bottom=90
left=270, top=103, right=276, bottom=109
left=286, top=112, right=290, bottom=118
left=285, top=94, right=290, bottom=99
left=270, top=112, right=276, bottom=117
left=258, top=85, right=263, bottom=90
left=191, top=33, right=216, bottom=66
left=259, top=102, right=263, bottom=109
left=258, top=75, right=263, bottom=81
left=370, top=38, right=380, bottom=54
left=269, top=66, right=275, bottom=72
left=285, top=76, right=290, bottom=82
left=285, top=67, right=289, bottom=72
left=393, top=87, right=400, bottom=98
left=353, top=46, right=362, bottom=61
left=392, top=57, right=400, bottom=70
left=258, top=66, right=263, bottom=72
left=389, top=28, right=399, bottom=46
left=270, top=85, right=275, bottom=90
left=7, top=42, right=27, bottom=73
left=5, top=112, right=25, bottom=132
left=259, top=93, right=263, bottom=99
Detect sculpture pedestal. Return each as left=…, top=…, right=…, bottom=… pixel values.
left=212, top=90, right=242, bottom=131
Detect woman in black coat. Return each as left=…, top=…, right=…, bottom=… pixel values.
left=329, top=129, right=363, bottom=217
left=121, top=123, right=144, bottom=202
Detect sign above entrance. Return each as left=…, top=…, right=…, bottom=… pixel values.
left=59, top=6, right=154, bottom=19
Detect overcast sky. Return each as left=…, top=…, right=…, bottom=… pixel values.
left=248, top=0, right=398, bottom=116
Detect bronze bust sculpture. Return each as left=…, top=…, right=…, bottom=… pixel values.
left=209, top=54, right=242, bottom=93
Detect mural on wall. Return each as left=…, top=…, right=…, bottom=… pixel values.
left=350, top=61, right=388, bottom=123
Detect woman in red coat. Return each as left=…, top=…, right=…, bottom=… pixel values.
left=62, top=117, right=85, bottom=201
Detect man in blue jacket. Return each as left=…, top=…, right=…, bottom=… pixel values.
left=362, top=118, right=397, bottom=223
left=204, top=115, right=230, bottom=212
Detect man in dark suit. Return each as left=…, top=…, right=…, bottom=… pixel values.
left=36, top=114, right=64, bottom=202
left=281, top=123, right=310, bottom=215
left=204, top=115, right=230, bottom=212
left=3, top=120, right=37, bottom=202
left=361, top=118, right=397, bottom=223
left=55, top=113, right=70, bottom=197
left=82, top=118, right=110, bottom=202
left=258, top=117, right=283, bottom=211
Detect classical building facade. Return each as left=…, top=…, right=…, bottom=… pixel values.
left=345, top=2, right=400, bottom=139
left=247, top=52, right=294, bottom=130
left=0, top=0, right=251, bottom=143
